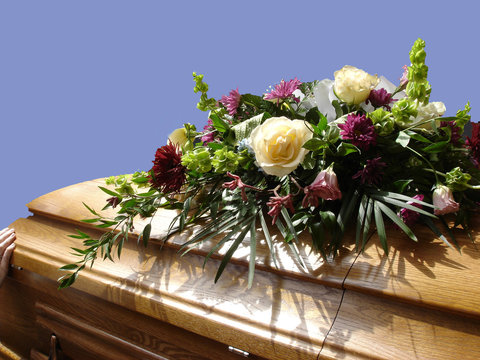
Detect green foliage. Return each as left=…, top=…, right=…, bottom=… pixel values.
left=193, top=72, right=217, bottom=111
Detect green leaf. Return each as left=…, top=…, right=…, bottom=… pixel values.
left=68, top=230, right=90, bottom=239
left=369, top=190, right=435, bottom=209
left=207, top=142, right=223, bottom=150
left=422, top=141, right=449, bottom=154
left=83, top=202, right=101, bottom=217
left=214, top=220, right=251, bottom=283
left=369, top=195, right=436, bottom=218
left=318, top=113, right=328, bottom=131
left=248, top=220, right=257, bottom=289
left=362, top=199, right=373, bottom=250
left=59, top=264, right=78, bottom=271
left=336, top=142, right=358, bottom=156
left=373, top=201, right=388, bottom=254
left=142, top=223, right=151, bottom=247
left=332, top=100, right=343, bottom=118
left=303, top=137, right=327, bottom=151
left=276, top=220, right=306, bottom=269
left=281, top=208, right=299, bottom=243
left=258, top=209, right=278, bottom=268
left=392, top=180, right=413, bottom=193
left=396, top=131, right=411, bottom=148
left=356, top=195, right=368, bottom=249
left=98, top=186, right=121, bottom=198
left=202, top=227, right=237, bottom=268
left=301, top=151, right=316, bottom=170
left=95, top=220, right=117, bottom=229
left=81, top=218, right=100, bottom=224
left=210, top=113, right=230, bottom=133
left=405, top=130, right=432, bottom=143
left=421, top=216, right=455, bottom=250
left=376, top=201, right=417, bottom=242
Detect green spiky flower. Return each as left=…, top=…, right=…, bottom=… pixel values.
left=406, top=39, right=431, bottom=105
left=182, top=147, right=213, bottom=173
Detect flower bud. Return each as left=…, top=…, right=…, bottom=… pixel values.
left=302, top=165, right=342, bottom=208
left=432, top=185, right=460, bottom=215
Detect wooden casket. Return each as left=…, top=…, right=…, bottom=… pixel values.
left=1, top=178, right=480, bottom=359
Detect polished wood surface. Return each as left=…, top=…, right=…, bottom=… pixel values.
left=2, top=178, right=480, bottom=359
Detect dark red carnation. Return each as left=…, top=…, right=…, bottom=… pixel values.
left=338, top=113, right=377, bottom=150
left=466, top=122, right=480, bottom=167
left=366, top=88, right=396, bottom=111
left=149, top=143, right=186, bottom=193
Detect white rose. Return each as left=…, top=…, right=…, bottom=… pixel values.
left=411, top=101, right=446, bottom=129
left=249, top=116, right=313, bottom=177
left=334, top=65, right=379, bottom=105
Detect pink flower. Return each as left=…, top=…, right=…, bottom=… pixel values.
left=220, top=88, right=241, bottom=116
left=201, top=119, right=215, bottom=144
left=400, top=65, right=409, bottom=87
left=338, top=113, right=377, bottom=150
left=399, top=194, right=424, bottom=226
left=222, top=172, right=261, bottom=202
left=302, top=165, right=342, bottom=208
left=433, top=185, right=459, bottom=215
left=267, top=193, right=295, bottom=225
left=263, top=78, right=302, bottom=103
left=366, top=88, right=396, bottom=111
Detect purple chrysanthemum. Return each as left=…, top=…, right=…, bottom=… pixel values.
left=440, top=120, right=461, bottom=145
left=352, top=157, right=386, bottom=186
left=366, top=88, right=396, bottom=111
left=399, top=194, right=424, bottom=226
left=263, top=77, right=302, bottom=103
left=338, top=113, right=377, bottom=150
left=220, top=88, right=241, bottom=116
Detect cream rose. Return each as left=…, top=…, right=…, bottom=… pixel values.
left=249, top=116, right=313, bottom=177
left=334, top=65, right=379, bottom=105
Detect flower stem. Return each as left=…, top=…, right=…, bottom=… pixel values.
left=406, top=145, right=439, bottom=183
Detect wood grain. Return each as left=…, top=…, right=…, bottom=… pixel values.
left=10, top=215, right=343, bottom=360
left=319, top=289, right=480, bottom=360
left=344, top=219, right=480, bottom=319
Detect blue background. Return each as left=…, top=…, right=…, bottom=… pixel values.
left=1, top=0, right=478, bottom=226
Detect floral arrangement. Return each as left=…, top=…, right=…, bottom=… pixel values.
left=59, top=39, right=479, bottom=289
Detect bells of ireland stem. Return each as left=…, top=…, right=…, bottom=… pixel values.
left=212, top=147, right=239, bottom=173
left=368, top=108, right=395, bottom=136
left=445, top=167, right=472, bottom=191
left=181, top=147, right=212, bottom=173
left=406, top=38, right=431, bottom=105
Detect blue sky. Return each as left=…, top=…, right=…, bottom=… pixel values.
left=1, top=1, right=478, bottom=225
